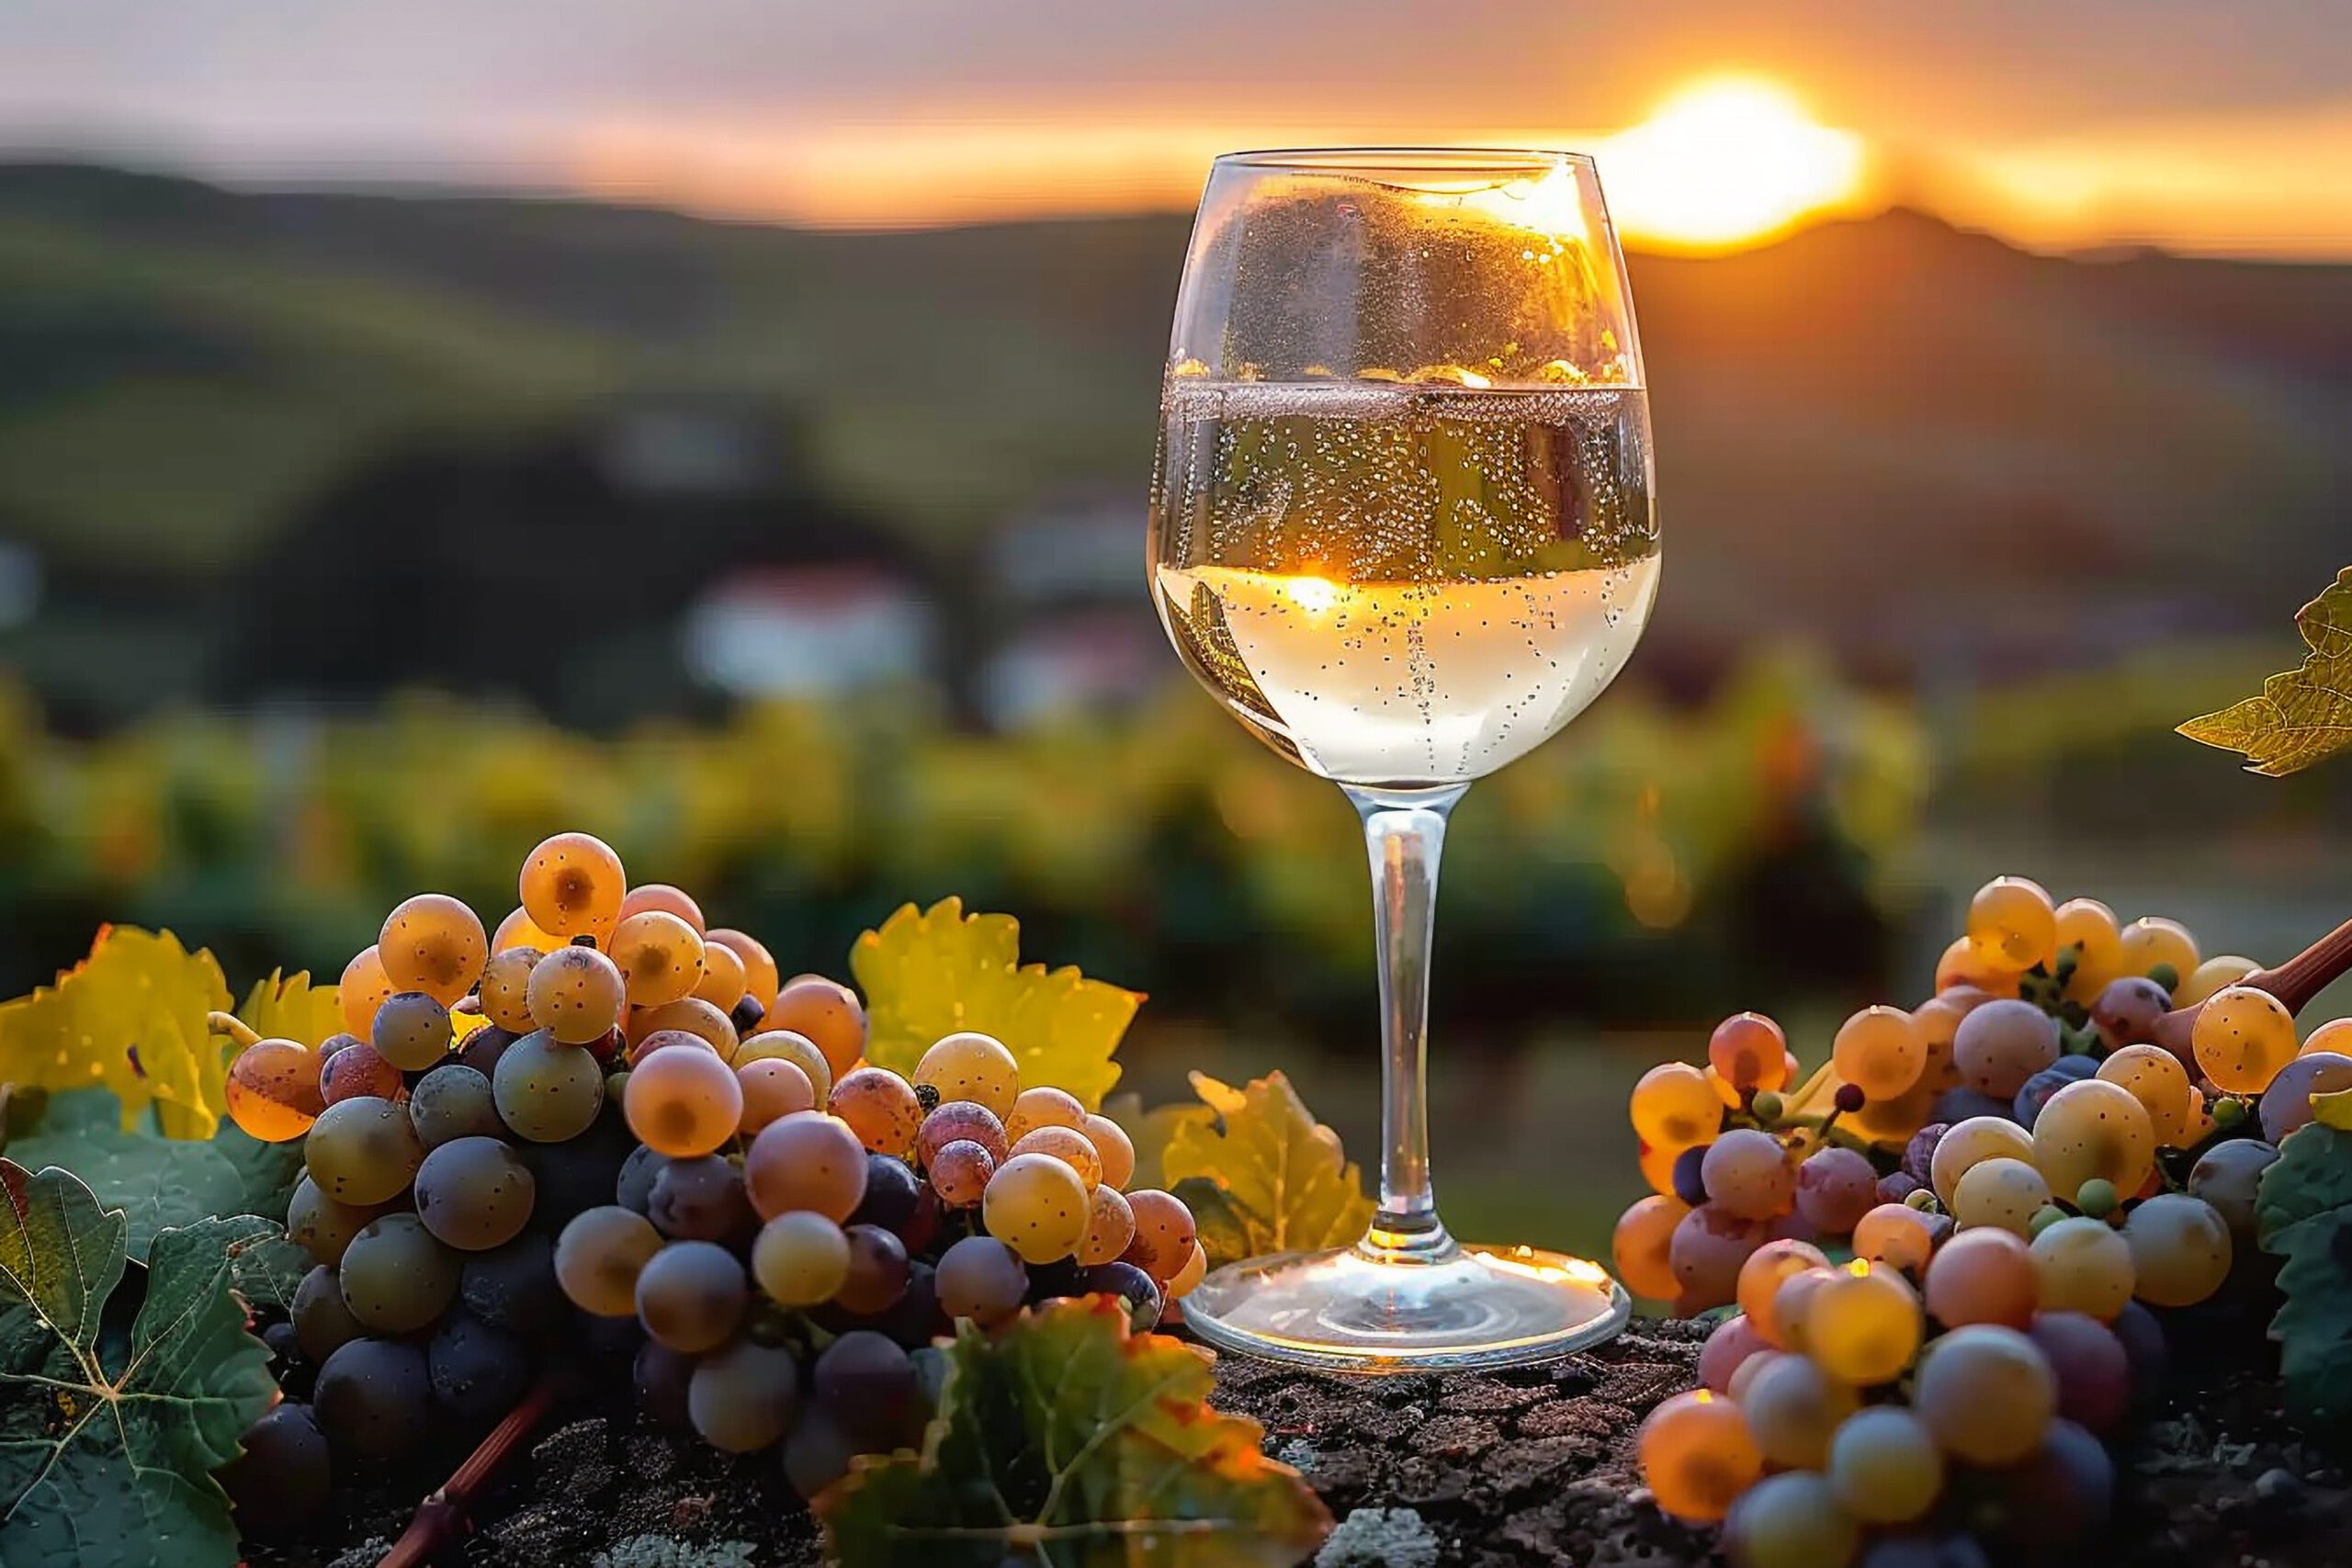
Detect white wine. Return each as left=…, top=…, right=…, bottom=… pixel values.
left=1148, top=380, right=1659, bottom=786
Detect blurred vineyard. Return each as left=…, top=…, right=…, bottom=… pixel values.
left=0, top=650, right=1926, bottom=1037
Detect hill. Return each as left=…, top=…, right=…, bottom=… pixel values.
left=1, top=162, right=2348, bottom=707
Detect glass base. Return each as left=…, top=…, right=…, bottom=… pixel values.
left=1180, top=1239, right=1633, bottom=1373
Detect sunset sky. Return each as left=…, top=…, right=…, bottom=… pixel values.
left=6, top=0, right=2352, bottom=255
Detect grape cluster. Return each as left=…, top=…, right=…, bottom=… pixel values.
left=1618, top=877, right=2334, bottom=1567
left=222, top=830, right=1203, bottom=1530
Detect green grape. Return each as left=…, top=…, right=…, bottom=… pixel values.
left=911, top=1031, right=1019, bottom=1118
left=338, top=1213, right=459, bottom=1334
left=1804, top=1261, right=1921, bottom=1385
left=1735, top=1238, right=1827, bottom=1347
left=934, top=1235, right=1028, bottom=1325
left=1951, top=999, right=2059, bottom=1100
left=1913, top=1323, right=2054, bottom=1465
left=519, top=830, right=626, bottom=941
left=288, top=1175, right=385, bottom=1268
left=634, top=1239, right=746, bottom=1352
left=1928, top=1115, right=2033, bottom=1205
left=1966, top=876, right=2056, bottom=971
left=1701, top=1129, right=1795, bottom=1221
left=225, top=1038, right=324, bottom=1143
left=1826, top=1406, right=1943, bottom=1525
left=2030, top=1079, right=2154, bottom=1204
left=492, top=1029, right=608, bottom=1144
left=371, top=990, right=454, bottom=1072
left=743, top=1111, right=869, bottom=1222
left=929, top=1139, right=997, bottom=1208
left=984, top=1152, right=1090, bottom=1264
left=1921, top=1225, right=2036, bottom=1330
left=379, top=893, right=488, bottom=1007
left=526, top=945, right=628, bottom=1045
left=916, top=1100, right=1011, bottom=1168
left=459, top=1232, right=563, bottom=1332
left=1629, top=1062, right=1722, bottom=1148
left=1078, top=1185, right=1137, bottom=1267
left=1736, top=1349, right=1857, bottom=1469
left=2121, top=1192, right=2233, bottom=1306
left=2075, top=1178, right=2119, bottom=1219
left=554, top=1205, right=663, bottom=1316
left=478, top=946, right=545, bottom=1033
left=1724, top=1470, right=1860, bottom=1568
left=1950, top=1156, right=2049, bottom=1237
left=312, top=1337, right=433, bottom=1463
left=609, top=910, right=707, bottom=1008
left=1831, top=1006, right=1926, bottom=1101
left=1637, top=1389, right=1761, bottom=1523
left=835, top=1224, right=912, bottom=1315
left=737, top=1030, right=833, bottom=1101
left=752, top=1211, right=851, bottom=1306
left=304, top=1096, right=425, bottom=1206
left=830, top=1066, right=924, bottom=1156
left=292, top=1263, right=366, bottom=1363
left=2031, top=1216, right=2135, bottom=1319
left=624, top=1044, right=744, bottom=1158
left=413, top=1135, right=537, bottom=1251
left=408, top=1065, right=503, bottom=1148
left=687, top=1339, right=800, bottom=1452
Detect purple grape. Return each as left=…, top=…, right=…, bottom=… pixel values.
left=2015, top=1055, right=2099, bottom=1131
left=2027, top=1311, right=2131, bottom=1433
left=1877, top=1170, right=1922, bottom=1204
left=1670, top=1145, right=1710, bottom=1207
left=1902, top=1124, right=1947, bottom=1185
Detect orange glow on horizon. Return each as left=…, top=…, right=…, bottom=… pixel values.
left=1595, top=78, right=1871, bottom=253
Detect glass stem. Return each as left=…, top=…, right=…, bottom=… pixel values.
left=1344, top=783, right=1467, bottom=1267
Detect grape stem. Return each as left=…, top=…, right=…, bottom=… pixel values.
left=376, top=1371, right=564, bottom=1568
left=2151, top=913, right=2352, bottom=1064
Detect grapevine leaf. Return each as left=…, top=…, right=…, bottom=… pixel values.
left=818, top=1295, right=1330, bottom=1568
left=0, top=1162, right=278, bottom=1568
left=2256, top=1124, right=2352, bottom=1427
left=1160, top=1072, right=1374, bottom=1264
left=0, top=1089, right=299, bottom=1261
left=850, top=898, right=1141, bottom=1111
left=0, top=927, right=236, bottom=1140
left=1101, top=1092, right=1216, bottom=1192
left=2179, top=567, right=2352, bottom=775
left=233, top=969, right=344, bottom=1049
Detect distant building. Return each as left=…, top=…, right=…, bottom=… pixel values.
left=974, top=488, right=1165, bottom=728
left=683, top=564, right=934, bottom=699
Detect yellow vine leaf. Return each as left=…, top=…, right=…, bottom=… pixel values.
left=234, top=969, right=345, bottom=1049
left=850, top=898, right=1140, bottom=1111
left=2180, top=567, right=2352, bottom=775
left=1162, top=1071, right=1374, bottom=1263
left=0, top=927, right=235, bottom=1140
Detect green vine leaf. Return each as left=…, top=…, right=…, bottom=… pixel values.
left=0, top=1089, right=301, bottom=1262
left=818, top=1295, right=1329, bottom=1567
left=850, top=898, right=1141, bottom=1111
left=0, top=1161, right=279, bottom=1568
left=1161, top=1072, right=1374, bottom=1266
left=2180, top=567, right=2352, bottom=775
left=2256, top=1123, right=2352, bottom=1426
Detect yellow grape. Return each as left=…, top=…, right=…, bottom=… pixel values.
left=2177, top=1077, right=2215, bottom=1145
left=626, top=998, right=738, bottom=1060
left=1123, top=1190, right=1198, bottom=1280
left=829, top=1066, right=923, bottom=1156
left=526, top=945, right=627, bottom=1045
left=1827, top=1406, right=1943, bottom=1525
left=2304, top=1018, right=2352, bottom=1057
left=520, top=831, right=626, bottom=941
left=1077, top=1185, right=1136, bottom=1266
left=226, top=1039, right=324, bottom=1143
left=1638, top=1140, right=1689, bottom=1198
left=493, top=905, right=568, bottom=954
left=2179, top=954, right=2260, bottom=1009
left=1804, top=1260, right=1921, bottom=1385
left=734, top=1030, right=831, bottom=1099
left=1082, top=1114, right=1136, bottom=1190
left=1005, top=1087, right=1088, bottom=1144
left=479, top=946, right=546, bottom=1034
left=2097, top=1044, right=2190, bottom=1145
left=1850, top=1204, right=1938, bottom=1275
left=1723, top=1472, right=1859, bottom=1568
left=617, top=883, right=707, bottom=934
left=771, top=978, right=871, bottom=1080
left=707, top=929, right=780, bottom=1016
left=2122, top=1192, right=2233, bottom=1307
left=751, top=1211, right=851, bottom=1306
left=1830, top=1006, right=1925, bottom=1101
left=625, top=1044, right=743, bottom=1158
left=2193, top=985, right=2298, bottom=1093
left=1967, top=876, right=2056, bottom=971
left=2118, top=917, right=2199, bottom=986
left=693, top=941, right=749, bottom=1011
left=914, top=1032, right=1020, bottom=1118
left=1736, top=1239, right=1827, bottom=1347
left=339, top=945, right=395, bottom=1038
left=2031, top=1079, right=2155, bottom=1201
left=1950, top=1156, right=2049, bottom=1237
left=982, top=1152, right=1091, bottom=1264
left=1631, top=1062, right=1724, bottom=1149
left=1929, top=1115, right=2033, bottom=1205
left=2054, top=897, right=2125, bottom=1003
left=1637, top=1390, right=1761, bottom=1523
left=1921, top=1225, right=2037, bottom=1330
left=379, top=894, right=488, bottom=1007
left=1914, top=1324, right=2053, bottom=1465
left=1907, top=997, right=1968, bottom=1094
left=1736, top=1350, right=1858, bottom=1470
left=1166, top=1241, right=1209, bottom=1299
left=1012, top=1126, right=1103, bottom=1190
left=1936, top=936, right=2020, bottom=994
left=1708, top=1013, right=1789, bottom=1095
left=2031, top=1216, right=2135, bottom=1319
left=736, top=1057, right=818, bottom=1135
left=554, top=1205, right=662, bottom=1316
left=1768, top=1268, right=1837, bottom=1356
left=609, top=911, right=707, bottom=1009
left=1612, top=1195, right=1690, bottom=1301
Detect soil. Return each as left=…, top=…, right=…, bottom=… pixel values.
left=247, top=1315, right=2352, bottom=1568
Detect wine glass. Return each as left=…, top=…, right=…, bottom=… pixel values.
left=1147, top=149, right=1657, bottom=1371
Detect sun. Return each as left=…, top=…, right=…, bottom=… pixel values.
left=1599, top=77, right=1869, bottom=252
